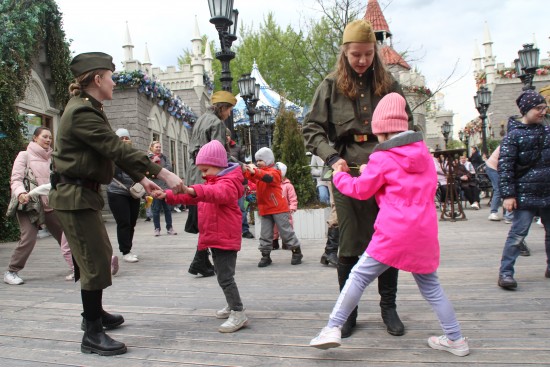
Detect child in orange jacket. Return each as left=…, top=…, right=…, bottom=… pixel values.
left=243, top=148, right=303, bottom=267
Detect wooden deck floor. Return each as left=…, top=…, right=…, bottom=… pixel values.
left=1, top=206, right=549, bottom=366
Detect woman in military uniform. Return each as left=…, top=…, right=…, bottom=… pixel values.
left=302, top=20, right=414, bottom=338
left=49, top=52, right=183, bottom=356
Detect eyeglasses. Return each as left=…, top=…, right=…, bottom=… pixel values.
left=120, top=136, right=130, bottom=141
left=533, top=105, right=549, bottom=112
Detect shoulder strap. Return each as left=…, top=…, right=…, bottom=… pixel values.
left=112, top=178, right=130, bottom=191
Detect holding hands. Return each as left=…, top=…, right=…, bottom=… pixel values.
left=18, top=193, right=29, bottom=205
left=331, top=158, right=349, bottom=174
left=243, top=163, right=257, bottom=174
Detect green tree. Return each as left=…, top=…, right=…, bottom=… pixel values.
left=273, top=110, right=316, bottom=207
left=0, top=0, right=72, bottom=242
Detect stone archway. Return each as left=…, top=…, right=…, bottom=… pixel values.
left=17, top=70, right=60, bottom=140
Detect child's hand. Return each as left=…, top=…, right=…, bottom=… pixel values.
left=244, top=164, right=256, bottom=173
left=359, top=164, right=367, bottom=174
left=152, top=189, right=166, bottom=199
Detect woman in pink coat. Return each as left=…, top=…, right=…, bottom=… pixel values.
left=4, top=127, right=74, bottom=285
left=310, top=93, right=469, bottom=357
left=153, top=140, right=247, bottom=333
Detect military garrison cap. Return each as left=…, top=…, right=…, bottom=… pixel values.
left=211, top=91, right=237, bottom=106
left=70, top=52, right=115, bottom=77
left=342, top=19, right=376, bottom=44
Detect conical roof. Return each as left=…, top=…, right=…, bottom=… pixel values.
left=233, top=61, right=301, bottom=125
left=364, top=0, right=391, bottom=36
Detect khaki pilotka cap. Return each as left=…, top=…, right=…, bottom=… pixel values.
left=70, top=52, right=115, bottom=77
left=342, top=19, right=376, bottom=44
left=211, top=91, right=237, bottom=106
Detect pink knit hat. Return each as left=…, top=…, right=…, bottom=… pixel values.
left=371, top=93, right=409, bottom=134
left=195, top=140, right=228, bottom=168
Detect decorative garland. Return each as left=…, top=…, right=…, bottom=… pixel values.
left=403, top=85, right=433, bottom=98
left=114, top=70, right=197, bottom=126
left=0, top=0, right=72, bottom=242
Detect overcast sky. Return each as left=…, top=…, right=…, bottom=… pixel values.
left=54, top=0, right=548, bottom=131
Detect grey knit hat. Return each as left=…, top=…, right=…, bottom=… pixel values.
left=255, top=147, right=275, bottom=166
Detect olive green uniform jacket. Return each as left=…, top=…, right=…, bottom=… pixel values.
left=49, top=92, right=161, bottom=290
left=302, top=72, right=414, bottom=256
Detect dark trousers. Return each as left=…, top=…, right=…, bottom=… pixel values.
left=107, top=192, right=140, bottom=255
left=211, top=248, right=243, bottom=311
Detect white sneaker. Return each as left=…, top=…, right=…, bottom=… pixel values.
left=309, top=326, right=342, bottom=349
left=428, top=335, right=470, bottom=357
left=218, top=310, right=248, bottom=333
left=488, top=213, right=501, bottom=221
left=123, top=253, right=139, bottom=263
left=471, top=202, right=480, bottom=210
left=216, top=305, right=231, bottom=319
left=65, top=272, right=75, bottom=281
left=174, top=207, right=181, bottom=213
left=536, top=217, right=543, bottom=227
left=4, top=271, right=24, bottom=285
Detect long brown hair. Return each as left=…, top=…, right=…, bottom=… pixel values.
left=208, top=102, right=233, bottom=120
left=68, top=69, right=109, bottom=97
left=331, top=43, right=393, bottom=100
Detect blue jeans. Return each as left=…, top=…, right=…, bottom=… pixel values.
left=152, top=198, right=173, bottom=231
left=238, top=194, right=249, bottom=233
left=486, top=166, right=513, bottom=220
left=499, top=208, right=550, bottom=277
left=317, top=185, right=330, bottom=205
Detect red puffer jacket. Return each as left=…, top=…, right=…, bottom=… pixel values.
left=244, top=165, right=289, bottom=216
left=165, top=163, right=244, bottom=251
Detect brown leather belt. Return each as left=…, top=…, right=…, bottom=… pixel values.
left=352, top=134, right=376, bottom=143
left=58, top=174, right=100, bottom=192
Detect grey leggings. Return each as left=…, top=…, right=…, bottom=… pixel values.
left=327, top=254, right=462, bottom=341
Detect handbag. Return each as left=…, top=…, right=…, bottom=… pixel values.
left=5, top=152, right=41, bottom=217
left=112, top=178, right=145, bottom=199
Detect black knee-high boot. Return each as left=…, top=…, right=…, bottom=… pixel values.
left=321, top=227, right=339, bottom=266
left=337, top=257, right=359, bottom=338
left=81, top=289, right=126, bottom=356
left=188, top=249, right=215, bottom=277
left=377, top=267, right=405, bottom=336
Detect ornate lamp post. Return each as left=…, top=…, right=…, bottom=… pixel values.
left=514, top=43, right=540, bottom=91
left=254, top=106, right=273, bottom=153
left=208, top=0, right=239, bottom=132
left=441, top=120, right=452, bottom=149
left=474, top=85, right=492, bottom=156
left=237, top=73, right=260, bottom=158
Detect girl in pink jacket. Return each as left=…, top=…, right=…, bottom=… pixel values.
left=153, top=140, right=247, bottom=333
left=310, top=93, right=469, bottom=357
left=272, top=162, right=298, bottom=250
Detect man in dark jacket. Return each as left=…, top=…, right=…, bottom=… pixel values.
left=497, top=89, right=550, bottom=290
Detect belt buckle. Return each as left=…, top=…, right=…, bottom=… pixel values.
left=354, top=134, right=368, bottom=143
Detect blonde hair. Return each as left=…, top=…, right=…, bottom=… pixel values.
left=331, top=43, right=393, bottom=100
left=149, top=140, right=161, bottom=151
left=68, top=69, right=108, bottom=97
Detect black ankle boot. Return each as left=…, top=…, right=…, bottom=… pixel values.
left=258, top=251, right=272, bottom=267
left=341, top=306, right=357, bottom=338
left=321, top=227, right=339, bottom=266
left=81, top=318, right=127, bottom=356
left=291, top=247, right=303, bottom=265
left=81, top=311, right=124, bottom=331
left=378, top=267, right=404, bottom=336
left=381, top=308, right=404, bottom=336
left=188, top=249, right=215, bottom=277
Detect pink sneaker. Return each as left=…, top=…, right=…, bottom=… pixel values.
left=111, top=256, right=119, bottom=276
left=167, top=227, right=177, bottom=235
left=154, top=228, right=161, bottom=237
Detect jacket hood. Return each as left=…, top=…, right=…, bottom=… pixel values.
left=374, top=131, right=428, bottom=174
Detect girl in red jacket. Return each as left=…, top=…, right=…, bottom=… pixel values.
left=244, top=147, right=303, bottom=267
left=152, top=140, right=247, bottom=333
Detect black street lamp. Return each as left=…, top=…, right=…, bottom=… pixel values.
left=254, top=106, right=273, bottom=153
left=474, top=85, right=492, bottom=156
left=515, top=43, right=540, bottom=91
left=237, top=73, right=260, bottom=158
left=441, top=120, right=452, bottom=149
left=208, top=0, right=239, bottom=132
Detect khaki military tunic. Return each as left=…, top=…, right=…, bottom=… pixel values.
left=302, top=72, right=413, bottom=257
left=49, top=92, right=161, bottom=290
